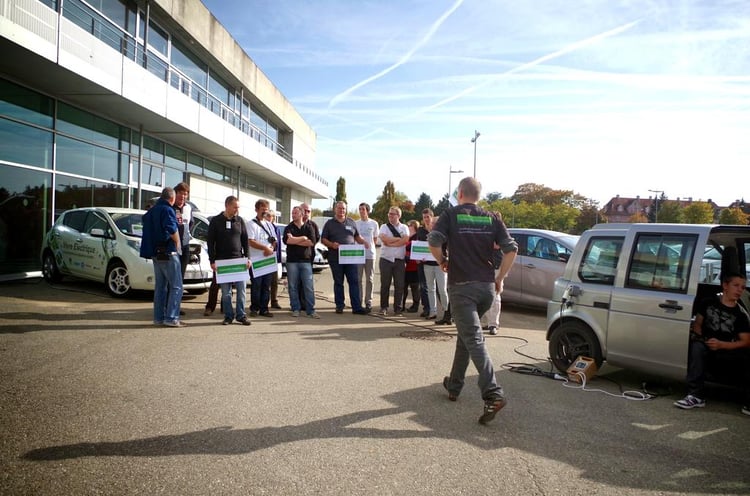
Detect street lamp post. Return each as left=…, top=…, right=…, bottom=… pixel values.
left=448, top=166, right=464, bottom=199
left=648, top=189, right=664, bottom=222
left=470, top=130, right=480, bottom=177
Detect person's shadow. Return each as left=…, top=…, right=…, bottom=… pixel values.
left=22, top=372, right=750, bottom=494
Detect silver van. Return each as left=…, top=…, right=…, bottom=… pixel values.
left=546, top=223, right=750, bottom=380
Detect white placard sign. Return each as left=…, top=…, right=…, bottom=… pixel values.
left=409, top=240, right=436, bottom=262
left=250, top=254, right=278, bottom=278
left=215, top=257, right=250, bottom=284
left=338, top=244, right=365, bottom=265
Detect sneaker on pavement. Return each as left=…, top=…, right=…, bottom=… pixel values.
left=308, top=312, right=321, bottom=319
left=479, top=397, right=507, bottom=425
left=203, top=308, right=213, bottom=316
left=442, top=376, right=458, bottom=402
left=380, top=308, right=388, bottom=316
left=222, top=317, right=233, bottom=325
left=249, top=310, right=258, bottom=317
left=674, top=394, right=706, bottom=409
left=260, top=312, right=274, bottom=318
left=291, top=310, right=300, bottom=317
left=237, top=317, right=252, bottom=326
left=741, top=405, right=750, bottom=416
left=164, top=320, right=186, bottom=328
left=353, top=308, right=370, bottom=315
left=335, top=308, right=344, bottom=314
left=489, top=326, right=498, bottom=335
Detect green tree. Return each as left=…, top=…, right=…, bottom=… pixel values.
left=484, top=191, right=503, bottom=203
left=414, top=193, right=435, bottom=215
left=335, top=177, right=347, bottom=206
left=434, top=193, right=450, bottom=216
left=574, top=200, right=604, bottom=234
left=372, top=181, right=397, bottom=223
left=719, top=207, right=750, bottom=225
left=682, top=202, right=715, bottom=224
left=655, top=200, right=683, bottom=223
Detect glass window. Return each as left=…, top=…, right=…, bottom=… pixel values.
left=0, top=164, right=52, bottom=274
left=57, top=103, right=121, bottom=150
left=164, top=167, right=184, bottom=190
left=172, top=40, right=207, bottom=89
left=55, top=176, right=128, bottom=211
left=208, top=71, right=230, bottom=107
left=141, top=162, right=163, bottom=187
left=56, top=136, right=124, bottom=182
left=142, top=135, right=164, bottom=163
left=62, top=210, right=88, bottom=232
left=82, top=209, right=110, bottom=234
left=626, top=234, right=697, bottom=292
left=578, top=237, right=624, bottom=285
left=0, top=79, right=54, bottom=128
left=164, top=144, right=186, bottom=170
left=187, top=153, right=203, bottom=175
left=0, top=118, right=53, bottom=169
left=204, top=159, right=224, bottom=182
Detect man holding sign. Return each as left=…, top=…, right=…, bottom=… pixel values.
left=247, top=199, right=278, bottom=318
left=321, top=201, right=371, bottom=315
left=207, top=196, right=251, bottom=326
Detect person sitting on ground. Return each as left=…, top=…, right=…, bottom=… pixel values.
left=674, top=272, right=750, bottom=416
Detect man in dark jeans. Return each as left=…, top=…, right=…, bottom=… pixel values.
left=141, top=187, right=184, bottom=327
left=428, top=177, right=518, bottom=424
left=674, top=273, right=750, bottom=415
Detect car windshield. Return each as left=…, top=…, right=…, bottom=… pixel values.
left=111, top=212, right=144, bottom=237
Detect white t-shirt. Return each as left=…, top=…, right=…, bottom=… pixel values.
left=247, top=217, right=275, bottom=261
left=379, top=222, right=409, bottom=262
left=355, top=218, right=379, bottom=260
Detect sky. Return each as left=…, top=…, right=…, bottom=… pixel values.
left=200, top=0, right=750, bottom=211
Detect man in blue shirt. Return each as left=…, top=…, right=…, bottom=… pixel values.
left=141, top=187, right=184, bottom=327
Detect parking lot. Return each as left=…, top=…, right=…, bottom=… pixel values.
left=1, top=273, right=749, bottom=495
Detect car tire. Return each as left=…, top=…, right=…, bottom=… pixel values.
left=105, top=261, right=132, bottom=298
left=548, top=321, right=603, bottom=374
left=42, top=251, right=62, bottom=283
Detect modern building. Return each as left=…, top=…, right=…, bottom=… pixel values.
left=0, top=0, right=327, bottom=280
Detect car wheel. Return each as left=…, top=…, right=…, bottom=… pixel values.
left=548, top=321, right=603, bottom=374
left=42, top=251, right=62, bottom=283
left=106, top=261, right=132, bottom=297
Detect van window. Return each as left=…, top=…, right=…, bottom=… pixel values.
left=626, top=234, right=697, bottom=292
left=578, top=236, right=623, bottom=284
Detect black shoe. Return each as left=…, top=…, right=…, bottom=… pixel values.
left=407, top=306, right=419, bottom=313
left=352, top=308, right=370, bottom=315
left=222, top=317, right=232, bottom=325
left=249, top=310, right=258, bottom=317
left=335, top=308, right=344, bottom=314
left=179, top=310, right=185, bottom=316
left=419, top=311, right=429, bottom=318
left=237, top=317, right=251, bottom=326
left=443, top=376, right=458, bottom=401
left=478, top=397, right=507, bottom=425
left=260, top=312, right=274, bottom=318
left=271, top=302, right=282, bottom=309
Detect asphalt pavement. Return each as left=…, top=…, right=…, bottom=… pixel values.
left=1, top=273, right=749, bottom=495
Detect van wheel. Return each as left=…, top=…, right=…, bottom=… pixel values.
left=549, top=321, right=603, bottom=374
left=106, top=261, right=132, bottom=297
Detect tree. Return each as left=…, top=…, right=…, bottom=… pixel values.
left=372, top=181, right=397, bottom=223
left=682, top=202, right=715, bottom=224
left=629, top=211, right=649, bottom=223
left=484, top=191, right=503, bottom=203
left=434, top=193, right=450, bottom=216
left=335, top=177, right=347, bottom=206
left=655, top=200, right=683, bottom=223
left=414, top=192, right=435, bottom=215
left=574, top=200, right=604, bottom=234
left=719, top=207, right=750, bottom=225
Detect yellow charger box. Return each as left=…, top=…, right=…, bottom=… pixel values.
left=566, top=356, right=598, bottom=383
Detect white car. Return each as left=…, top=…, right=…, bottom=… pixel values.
left=41, top=207, right=212, bottom=297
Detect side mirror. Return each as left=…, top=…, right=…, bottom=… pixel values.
left=90, top=228, right=108, bottom=238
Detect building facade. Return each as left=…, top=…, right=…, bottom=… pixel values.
left=0, top=0, right=327, bottom=279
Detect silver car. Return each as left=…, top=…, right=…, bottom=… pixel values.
left=503, top=228, right=579, bottom=308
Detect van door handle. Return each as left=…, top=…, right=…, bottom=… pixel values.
left=659, top=300, right=683, bottom=311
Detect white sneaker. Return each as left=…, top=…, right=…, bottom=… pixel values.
left=674, top=394, right=705, bottom=409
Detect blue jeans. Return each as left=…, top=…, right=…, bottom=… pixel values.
left=152, top=254, right=182, bottom=324
left=250, top=272, right=273, bottom=313
left=329, top=260, right=363, bottom=311
left=443, top=282, right=503, bottom=401
left=220, top=280, right=247, bottom=321
left=287, top=262, right=315, bottom=313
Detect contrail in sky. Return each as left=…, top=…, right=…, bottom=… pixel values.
left=414, top=19, right=643, bottom=116
left=328, top=0, right=464, bottom=109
